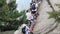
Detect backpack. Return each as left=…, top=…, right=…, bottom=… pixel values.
left=22, top=26, right=26, bottom=33
left=32, top=4, right=36, bottom=10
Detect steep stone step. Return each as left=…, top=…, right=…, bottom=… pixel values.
left=33, top=0, right=60, bottom=34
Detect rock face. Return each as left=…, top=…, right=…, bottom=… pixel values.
left=34, top=0, right=60, bottom=34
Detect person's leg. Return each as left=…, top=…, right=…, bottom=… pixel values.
left=30, top=20, right=32, bottom=27
left=30, top=19, right=35, bottom=26
left=27, top=20, right=31, bottom=28
left=28, top=20, right=32, bottom=28
left=25, top=31, right=29, bottom=34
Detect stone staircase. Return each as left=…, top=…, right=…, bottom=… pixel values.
left=13, top=0, right=60, bottom=34
left=33, top=0, right=60, bottom=34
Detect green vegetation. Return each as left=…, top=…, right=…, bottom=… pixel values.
left=46, top=4, right=60, bottom=34
left=0, top=0, right=27, bottom=31
left=56, top=4, right=60, bottom=8
left=48, top=4, right=60, bottom=23
left=48, top=10, right=60, bottom=22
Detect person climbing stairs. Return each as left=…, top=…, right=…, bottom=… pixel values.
left=29, top=0, right=43, bottom=34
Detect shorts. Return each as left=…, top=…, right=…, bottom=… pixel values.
left=31, top=11, right=36, bottom=14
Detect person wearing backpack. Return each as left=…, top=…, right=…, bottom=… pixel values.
left=31, top=2, right=37, bottom=14
left=21, top=22, right=30, bottom=34
left=21, top=23, right=26, bottom=34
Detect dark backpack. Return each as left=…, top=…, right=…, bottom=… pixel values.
left=22, top=26, right=26, bottom=33
left=32, top=4, right=36, bottom=10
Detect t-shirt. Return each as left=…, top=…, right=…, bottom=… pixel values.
left=26, top=12, right=33, bottom=20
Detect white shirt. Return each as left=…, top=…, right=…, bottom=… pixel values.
left=32, top=8, right=37, bottom=11
left=26, top=12, right=33, bottom=20
left=20, top=24, right=27, bottom=29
